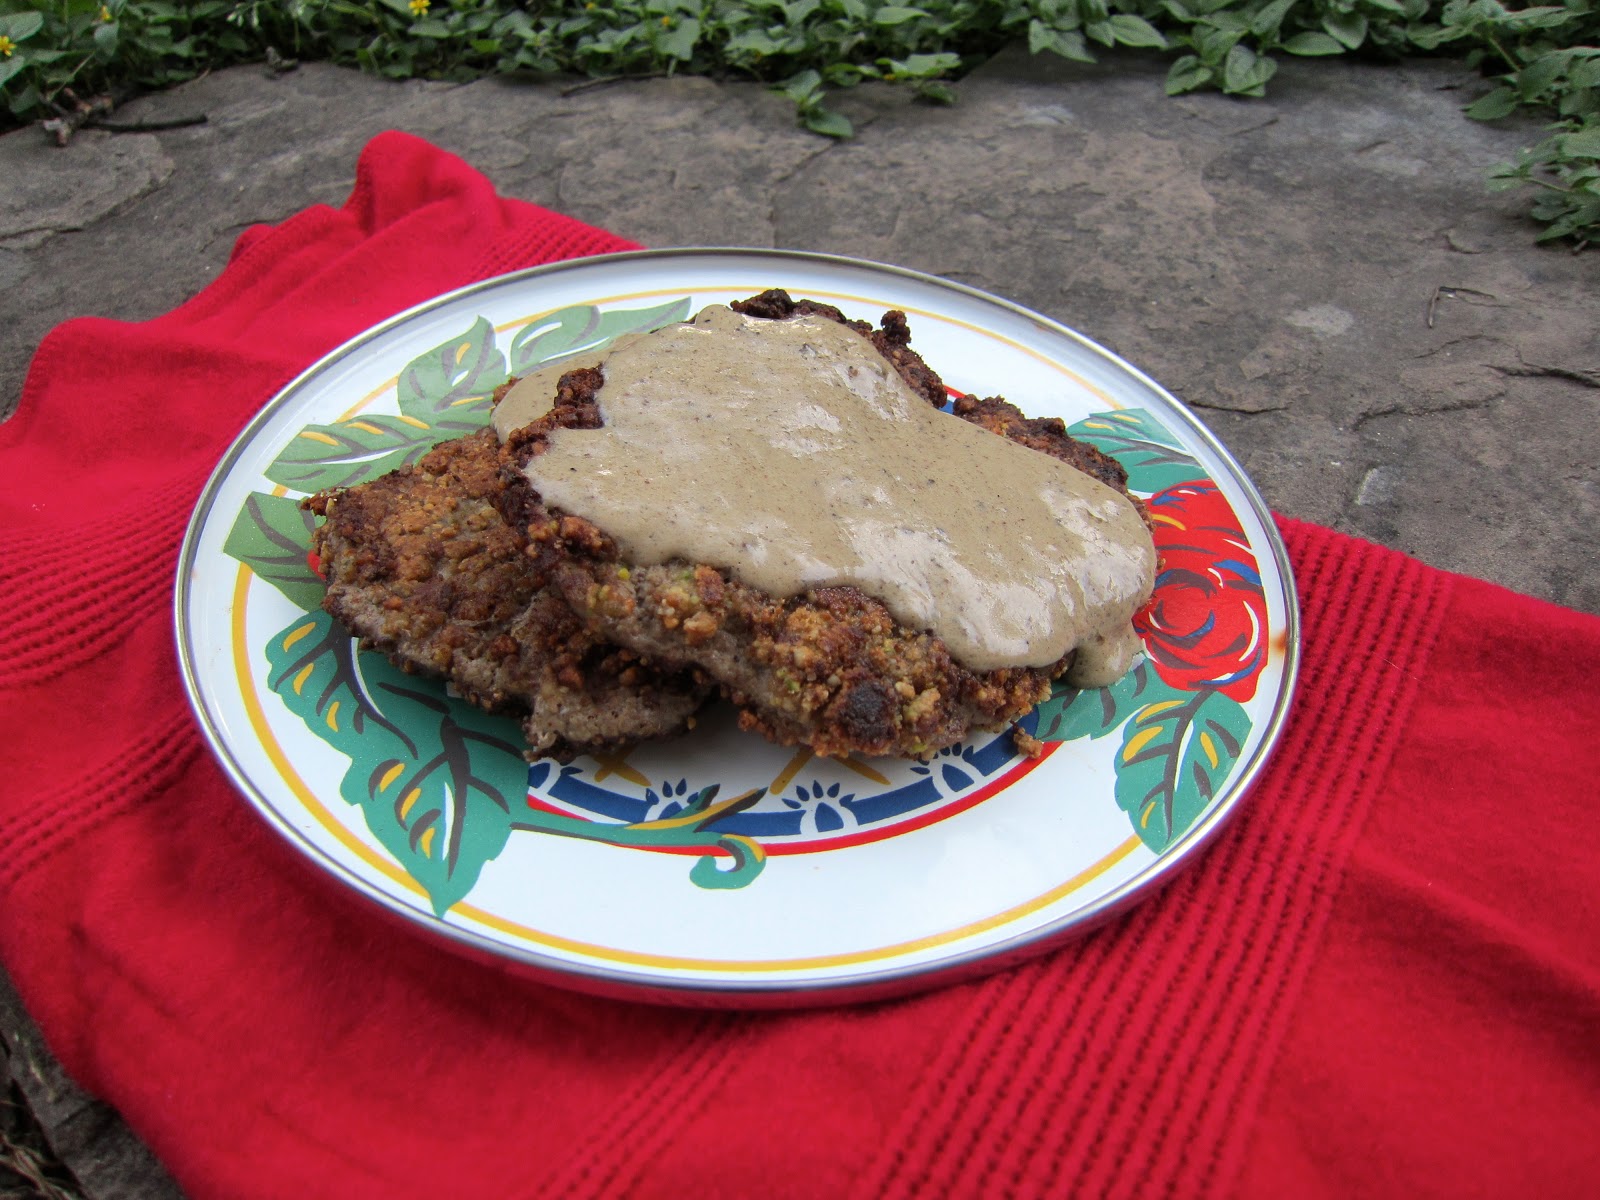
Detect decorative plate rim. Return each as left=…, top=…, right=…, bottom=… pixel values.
left=174, top=247, right=1302, bottom=1007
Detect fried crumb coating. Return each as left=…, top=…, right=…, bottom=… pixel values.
left=304, top=429, right=708, bottom=761
left=549, top=558, right=1058, bottom=759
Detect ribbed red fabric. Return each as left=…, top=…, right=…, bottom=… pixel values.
left=1, top=133, right=1596, bottom=1200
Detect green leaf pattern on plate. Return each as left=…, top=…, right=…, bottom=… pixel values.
left=507, top=298, right=691, bottom=376
left=221, top=490, right=323, bottom=610
left=397, top=316, right=509, bottom=420
left=263, top=411, right=484, bottom=494
left=1034, top=663, right=1255, bottom=854
left=264, top=610, right=528, bottom=915
left=513, top=784, right=771, bottom=891
left=1030, top=659, right=1172, bottom=745
left=1114, top=688, right=1250, bottom=851
left=1068, top=407, right=1203, bottom=494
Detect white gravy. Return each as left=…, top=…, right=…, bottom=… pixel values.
left=494, top=305, right=1155, bottom=675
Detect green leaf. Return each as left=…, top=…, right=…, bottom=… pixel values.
left=1500, top=3, right=1573, bottom=29
left=5, top=79, right=38, bottom=118
left=1108, top=13, right=1168, bottom=47
left=1558, top=127, right=1600, bottom=158
left=1223, top=42, right=1256, bottom=90
left=1116, top=687, right=1251, bottom=851
left=873, top=5, right=929, bottom=24
left=895, top=51, right=960, bottom=75
left=1030, top=660, right=1181, bottom=744
left=1322, top=10, right=1369, bottom=49
left=1029, top=20, right=1095, bottom=63
left=1068, top=407, right=1203, bottom=493
left=1193, top=23, right=1243, bottom=63
left=409, top=18, right=454, bottom=38
left=782, top=67, right=823, bottom=102
left=263, top=411, right=480, bottom=494
left=0, top=58, right=25, bottom=89
left=803, top=104, right=854, bottom=137
left=658, top=15, right=700, bottom=60
left=0, top=12, right=44, bottom=41
left=1248, top=0, right=1295, bottom=37
left=1166, top=54, right=1215, bottom=94
left=1515, top=52, right=1565, bottom=101
left=1198, top=10, right=1251, bottom=33
left=507, top=297, right=692, bottom=376
left=1464, top=86, right=1519, bottom=119
left=1222, top=43, right=1276, bottom=95
left=222, top=491, right=324, bottom=610
left=726, top=29, right=789, bottom=57
left=265, top=611, right=529, bottom=914
left=1282, top=31, right=1346, bottom=55
left=396, top=317, right=508, bottom=421
left=1568, top=56, right=1600, bottom=91
left=1405, top=23, right=1455, bottom=51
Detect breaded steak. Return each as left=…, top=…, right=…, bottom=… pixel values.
left=304, top=428, right=708, bottom=760
left=496, top=291, right=1147, bottom=760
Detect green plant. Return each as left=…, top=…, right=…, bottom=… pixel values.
left=1, top=0, right=1597, bottom=245
left=1421, top=0, right=1600, bottom=250
left=1489, top=120, right=1600, bottom=245
left=3, top=2, right=251, bottom=118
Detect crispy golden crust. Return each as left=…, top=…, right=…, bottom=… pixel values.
left=551, top=560, right=1057, bottom=759
left=953, top=394, right=1125, bottom=489
left=304, top=429, right=707, bottom=760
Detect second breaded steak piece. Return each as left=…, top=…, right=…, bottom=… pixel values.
left=497, top=291, right=1147, bottom=760
left=305, top=428, right=709, bottom=761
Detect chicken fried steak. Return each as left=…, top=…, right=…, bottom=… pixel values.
left=304, top=428, right=708, bottom=760
left=497, top=291, right=1156, bottom=760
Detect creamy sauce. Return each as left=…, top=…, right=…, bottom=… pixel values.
left=496, top=305, right=1156, bottom=674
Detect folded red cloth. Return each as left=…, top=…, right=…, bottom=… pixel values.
left=2, top=132, right=1597, bottom=1200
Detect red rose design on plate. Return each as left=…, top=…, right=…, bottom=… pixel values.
left=1135, top=479, right=1267, bottom=702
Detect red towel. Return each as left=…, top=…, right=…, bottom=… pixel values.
left=2, top=132, right=1597, bottom=1200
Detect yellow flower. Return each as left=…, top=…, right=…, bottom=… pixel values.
left=408, top=0, right=428, bottom=14
left=0, top=36, right=13, bottom=58
left=99, top=5, right=112, bottom=21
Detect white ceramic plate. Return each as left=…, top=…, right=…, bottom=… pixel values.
left=176, top=249, right=1299, bottom=1006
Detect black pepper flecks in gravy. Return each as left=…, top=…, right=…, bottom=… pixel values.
left=493, top=305, right=1155, bottom=679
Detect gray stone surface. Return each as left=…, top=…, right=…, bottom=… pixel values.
left=2, top=968, right=182, bottom=1199
left=0, top=45, right=1596, bottom=1199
